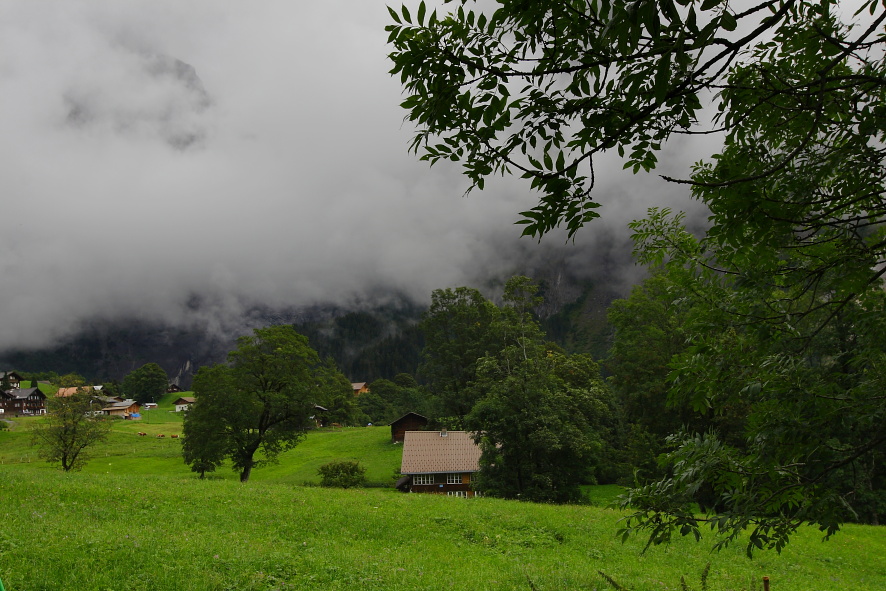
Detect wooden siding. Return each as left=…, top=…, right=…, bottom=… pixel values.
left=407, top=472, right=477, bottom=497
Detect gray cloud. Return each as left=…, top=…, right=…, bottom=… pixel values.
left=0, top=1, right=703, bottom=352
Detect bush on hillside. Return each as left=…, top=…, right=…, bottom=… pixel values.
left=318, top=460, right=366, bottom=489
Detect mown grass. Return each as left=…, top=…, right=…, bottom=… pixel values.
left=0, top=405, right=401, bottom=486
left=1, top=467, right=884, bottom=591
left=1, top=410, right=885, bottom=590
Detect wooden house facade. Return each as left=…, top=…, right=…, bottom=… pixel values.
left=390, top=412, right=429, bottom=442
left=102, top=399, right=141, bottom=418
left=173, top=396, right=196, bottom=412
left=0, top=387, right=47, bottom=415
left=398, top=430, right=482, bottom=497
left=0, top=371, right=23, bottom=390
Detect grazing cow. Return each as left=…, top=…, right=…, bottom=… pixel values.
left=137, top=432, right=147, bottom=436
left=157, top=434, right=165, bottom=438
left=170, top=434, right=179, bottom=438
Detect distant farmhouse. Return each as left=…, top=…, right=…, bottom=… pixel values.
left=351, top=382, right=369, bottom=396
left=0, top=386, right=47, bottom=416
left=173, top=396, right=196, bottom=412
left=0, top=371, right=46, bottom=415
left=398, top=430, right=482, bottom=497
left=389, top=412, right=428, bottom=443
left=102, top=399, right=141, bottom=419
left=0, top=371, right=23, bottom=390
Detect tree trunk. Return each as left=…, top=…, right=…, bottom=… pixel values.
left=240, top=462, right=253, bottom=483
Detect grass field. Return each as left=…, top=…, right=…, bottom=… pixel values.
left=1, top=402, right=885, bottom=590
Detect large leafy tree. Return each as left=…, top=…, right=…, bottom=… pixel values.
left=454, top=277, right=617, bottom=501
left=122, top=363, right=168, bottom=405
left=32, top=387, right=111, bottom=472
left=618, top=213, right=886, bottom=553
left=418, top=286, right=502, bottom=425
left=467, top=348, right=614, bottom=503
left=183, top=326, right=350, bottom=482
left=389, top=0, right=886, bottom=551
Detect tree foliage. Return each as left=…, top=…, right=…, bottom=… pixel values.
left=618, top=214, right=886, bottom=554
left=388, top=0, right=886, bottom=241
left=182, top=326, right=350, bottom=483
left=31, top=387, right=111, bottom=472
left=122, top=363, right=168, bottom=405
left=418, top=286, right=502, bottom=425
left=389, top=0, right=886, bottom=551
left=421, top=277, right=616, bottom=501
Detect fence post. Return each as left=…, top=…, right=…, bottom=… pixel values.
left=763, top=576, right=770, bottom=591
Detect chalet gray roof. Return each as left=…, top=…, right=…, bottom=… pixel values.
left=4, top=387, right=45, bottom=400
left=102, top=399, right=139, bottom=410
left=400, top=430, right=481, bottom=475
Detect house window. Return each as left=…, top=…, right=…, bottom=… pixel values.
left=413, top=474, right=434, bottom=485
left=446, top=473, right=462, bottom=485
left=447, top=491, right=467, bottom=498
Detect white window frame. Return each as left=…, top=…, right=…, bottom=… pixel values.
left=413, top=474, right=434, bottom=485
left=447, top=491, right=467, bottom=498
left=446, top=473, right=462, bottom=485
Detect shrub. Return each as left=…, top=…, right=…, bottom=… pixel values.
left=318, top=460, right=366, bottom=489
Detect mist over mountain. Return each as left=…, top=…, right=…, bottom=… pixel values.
left=0, top=1, right=710, bottom=379
left=0, top=256, right=626, bottom=387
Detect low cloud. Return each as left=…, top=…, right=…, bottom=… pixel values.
left=0, top=1, right=705, bottom=352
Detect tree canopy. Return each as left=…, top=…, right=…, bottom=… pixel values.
left=32, top=387, right=111, bottom=472
left=182, top=326, right=350, bottom=482
left=389, top=0, right=886, bottom=553
left=122, top=363, right=168, bottom=405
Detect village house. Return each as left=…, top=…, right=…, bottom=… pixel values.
left=398, top=430, right=482, bottom=497
left=173, top=396, right=196, bottom=412
left=0, top=371, right=24, bottom=390
left=351, top=382, right=369, bottom=396
left=0, top=386, right=47, bottom=415
left=389, top=412, right=429, bottom=443
left=101, top=399, right=141, bottom=419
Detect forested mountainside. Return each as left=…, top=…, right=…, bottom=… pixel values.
left=0, top=275, right=621, bottom=386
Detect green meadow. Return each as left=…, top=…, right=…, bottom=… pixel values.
left=1, top=398, right=884, bottom=590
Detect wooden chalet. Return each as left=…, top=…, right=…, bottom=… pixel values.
left=398, top=430, right=482, bottom=497
left=390, top=412, right=429, bottom=443
left=0, top=386, right=47, bottom=415
left=351, top=382, right=369, bottom=396
left=166, top=384, right=183, bottom=394
left=0, top=371, right=23, bottom=390
left=173, top=396, right=196, bottom=412
left=102, top=399, right=141, bottom=419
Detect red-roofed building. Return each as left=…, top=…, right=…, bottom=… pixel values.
left=398, top=430, right=482, bottom=497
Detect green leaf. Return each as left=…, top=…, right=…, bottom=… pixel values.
left=417, top=1, right=426, bottom=25
left=720, top=11, right=737, bottom=32
left=387, top=5, right=401, bottom=24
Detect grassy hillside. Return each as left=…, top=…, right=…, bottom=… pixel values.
left=0, top=393, right=401, bottom=485
left=1, top=467, right=884, bottom=591
left=1, top=408, right=885, bottom=590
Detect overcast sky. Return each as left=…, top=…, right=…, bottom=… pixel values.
left=0, top=1, right=708, bottom=351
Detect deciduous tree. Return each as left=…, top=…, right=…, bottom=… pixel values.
left=389, top=0, right=886, bottom=551
left=419, top=286, right=502, bottom=425
left=183, top=326, right=350, bottom=483
left=122, top=363, right=168, bottom=405
left=32, top=387, right=111, bottom=472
